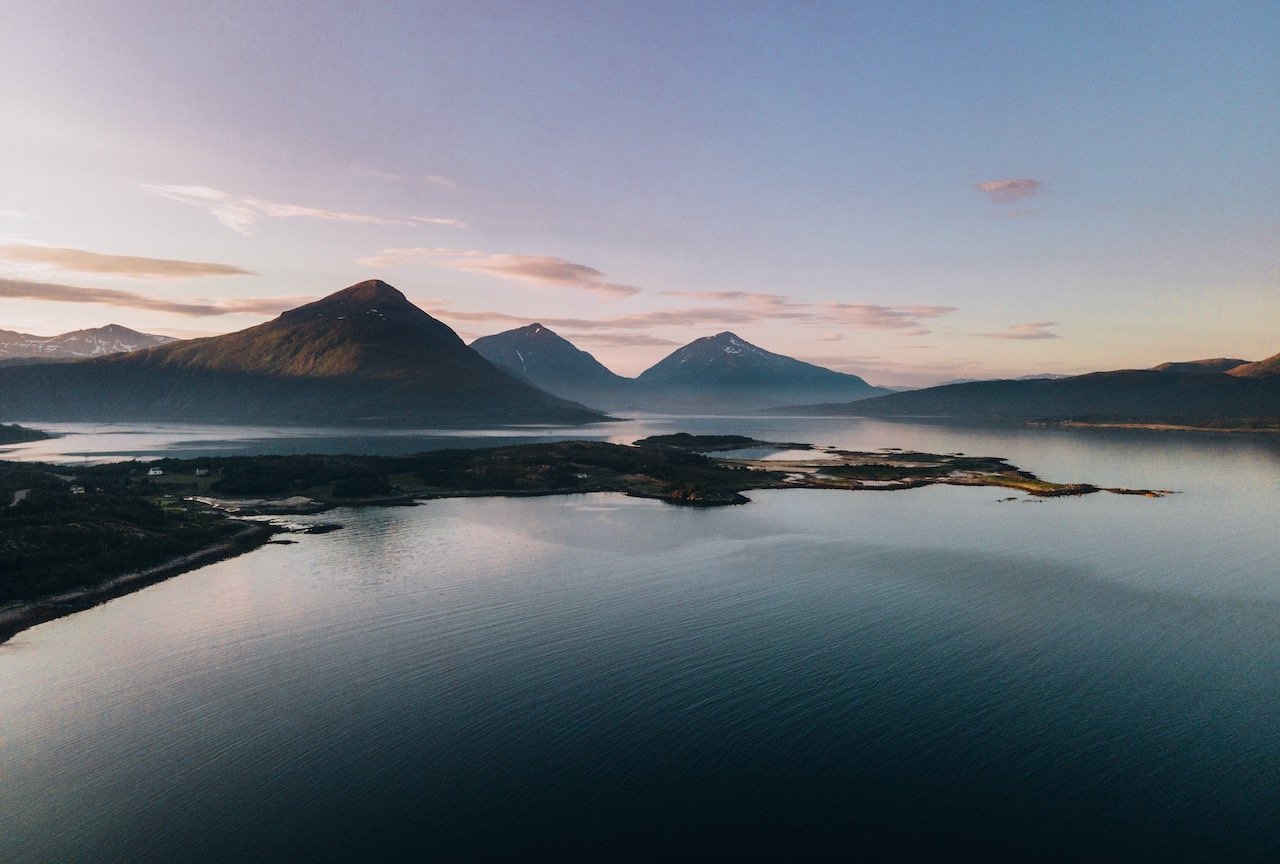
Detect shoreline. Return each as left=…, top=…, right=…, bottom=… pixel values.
left=1, top=435, right=1169, bottom=644
left=0, top=522, right=279, bottom=646
left=1045, top=421, right=1280, bottom=434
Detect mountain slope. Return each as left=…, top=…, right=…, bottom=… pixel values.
left=785, top=366, right=1280, bottom=426
left=0, top=324, right=173, bottom=361
left=0, top=281, right=605, bottom=427
left=1153, top=358, right=1248, bottom=374
left=470, top=324, right=629, bottom=401
left=634, top=332, right=887, bottom=410
left=1228, top=351, right=1280, bottom=378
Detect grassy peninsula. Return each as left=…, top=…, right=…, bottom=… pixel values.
left=0, top=434, right=1166, bottom=643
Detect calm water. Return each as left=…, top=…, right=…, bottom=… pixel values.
left=3, top=419, right=1280, bottom=859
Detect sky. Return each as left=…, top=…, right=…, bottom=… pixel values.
left=1, top=1, right=1276, bottom=386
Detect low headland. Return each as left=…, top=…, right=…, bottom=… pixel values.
left=0, top=433, right=1168, bottom=644
left=0, top=423, right=53, bottom=445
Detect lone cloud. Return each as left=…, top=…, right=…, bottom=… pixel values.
left=360, top=248, right=640, bottom=298
left=980, top=321, right=1061, bottom=340
left=975, top=178, right=1043, bottom=203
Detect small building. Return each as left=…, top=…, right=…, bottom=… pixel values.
left=194, top=468, right=210, bottom=477
left=69, top=485, right=86, bottom=495
left=147, top=467, right=164, bottom=477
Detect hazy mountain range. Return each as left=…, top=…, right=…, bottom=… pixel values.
left=0, top=324, right=173, bottom=367
left=1, top=280, right=1276, bottom=428
left=0, top=281, right=602, bottom=427
left=471, top=326, right=888, bottom=411
left=788, top=355, right=1280, bottom=426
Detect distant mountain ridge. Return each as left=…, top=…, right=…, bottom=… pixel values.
left=0, top=324, right=173, bottom=361
left=783, top=356, right=1280, bottom=427
left=1227, top=351, right=1280, bottom=378
left=1152, top=358, right=1248, bottom=374
left=0, top=281, right=605, bottom=427
left=470, top=326, right=889, bottom=412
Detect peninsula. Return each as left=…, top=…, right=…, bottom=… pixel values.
left=0, top=434, right=1166, bottom=643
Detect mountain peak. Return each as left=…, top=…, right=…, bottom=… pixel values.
left=634, top=331, right=883, bottom=409
left=471, top=323, right=627, bottom=396
left=0, top=284, right=606, bottom=426
left=331, top=279, right=408, bottom=304
left=281, top=279, right=420, bottom=323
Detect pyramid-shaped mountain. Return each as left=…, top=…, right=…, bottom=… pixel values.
left=0, top=281, right=605, bottom=426
left=471, top=323, right=629, bottom=402
left=634, top=331, right=887, bottom=410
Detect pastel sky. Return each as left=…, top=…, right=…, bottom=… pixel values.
left=2, top=1, right=1276, bottom=385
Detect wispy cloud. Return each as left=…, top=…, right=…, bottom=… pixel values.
left=143, top=185, right=465, bottom=235
left=0, top=278, right=306, bottom=316
left=350, top=167, right=460, bottom=190
left=361, top=247, right=640, bottom=298
left=816, top=302, right=957, bottom=335
left=980, top=321, right=1061, bottom=340
left=658, top=291, right=955, bottom=334
left=0, top=209, right=34, bottom=219
left=561, top=332, right=680, bottom=348
left=659, top=289, right=806, bottom=316
left=433, top=299, right=955, bottom=335
left=433, top=306, right=752, bottom=330
left=0, top=244, right=255, bottom=279
left=815, top=332, right=845, bottom=342
left=975, top=178, right=1042, bottom=203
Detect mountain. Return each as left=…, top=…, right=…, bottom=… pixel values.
left=1153, top=358, right=1248, bottom=374
left=0, top=324, right=174, bottom=362
left=470, top=324, right=630, bottom=403
left=783, top=363, right=1280, bottom=427
left=634, top=331, right=888, bottom=411
left=1227, top=351, right=1280, bottom=378
left=0, top=280, right=606, bottom=427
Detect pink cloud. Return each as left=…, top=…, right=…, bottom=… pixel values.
left=816, top=302, right=957, bottom=334
left=975, top=178, right=1043, bottom=203
left=361, top=248, right=640, bottom=298
left=979, top=321, right=1061, bottom=340
left=0, top=244, right=255, bottom=279
left=0, top=278, right=306, bottom=316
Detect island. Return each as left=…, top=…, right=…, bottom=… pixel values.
left=0, top=434, right=1168, bottom=643
left=0, top=423, right=53, bottom=445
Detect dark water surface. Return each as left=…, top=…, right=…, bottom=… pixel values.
left=3, top=419, right=1279, bottom=860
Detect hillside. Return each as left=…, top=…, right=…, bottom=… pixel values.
left=1227, top=351, right=1280, bottom=378
left=471, top=324, right=630, bottom=402
left=1152, top=358, right=1248, bottom=374
left=785, top=366, right=1280, bottom=427
left=0, top=281, right=606, bottom=427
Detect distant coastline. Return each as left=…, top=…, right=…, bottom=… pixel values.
left=1043, top=420, right=1280, bottom=434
